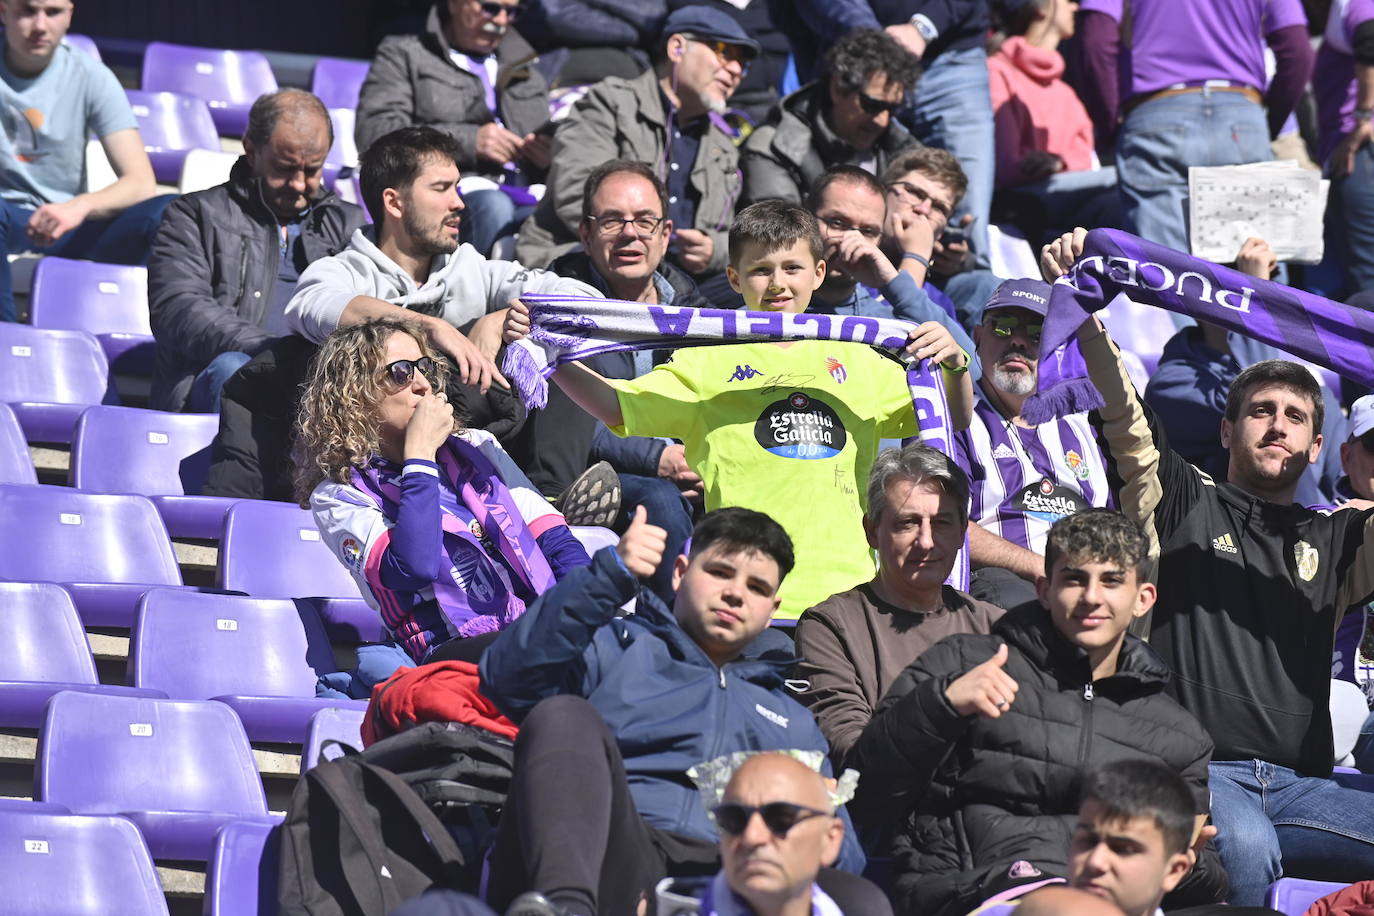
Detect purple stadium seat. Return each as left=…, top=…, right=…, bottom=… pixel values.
left=0, top=485, right=186, bottom=627
left=141, top=43, right=278, bottom=137
left=301, top=705, right=366, bottom=774
left=0, top=582, right=165, bottom=728
left=311, top=57, right=370, bottom=111
left=64, top=33, right=100, bottom=61
left=570, top=525, right=618, bottom=555
left=69, top=406, right=239, bottom=539
left=35, top=691, right=274, bottom=861
left=1264, top=878, right=1348, bottom=915
left=323, top=107, right=358, bottom=190
left=0, top=809, right=169, bottom=915
left=28, top=257, right=155, bottom=376
left=125, top=89, right=221, bottom=186
left=0, top=403, right=34, bottom=484
left=0, top=324, right=113, bottom=444
left=218, top=499, right=384, bottom=643
left=204, top=819, right=279, bottom=916
left=129, top=590, right=366, bottom=744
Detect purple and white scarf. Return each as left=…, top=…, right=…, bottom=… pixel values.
left=351, top=438, right=556, bottom=638
left=1025, top=228, right=1374, bottom=425
left=503, top=295, right=970, bottom=589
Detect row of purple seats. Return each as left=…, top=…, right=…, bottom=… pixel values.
left=0, top=324, right=115, bottom=445
left=1266, top=878, right=1350, bottom=915
left=29, top=257, right=154, bottom=375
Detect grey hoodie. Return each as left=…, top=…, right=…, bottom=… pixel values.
left=286, top=226, right=601, bottom=343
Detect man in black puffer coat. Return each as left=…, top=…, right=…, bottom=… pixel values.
left=849, top=509, right=1226, bottom=916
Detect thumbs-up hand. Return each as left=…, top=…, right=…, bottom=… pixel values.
left=944, top=643, right=1020, bottom=719
left=615, top=505, right=667, bottom=579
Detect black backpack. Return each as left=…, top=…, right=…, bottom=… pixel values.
left=277, top=722, right=516, bottom=916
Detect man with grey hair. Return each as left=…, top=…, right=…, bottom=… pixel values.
left=148, top=88, right=368, bottom=412
left=794, top=442, right=1004, bottom=767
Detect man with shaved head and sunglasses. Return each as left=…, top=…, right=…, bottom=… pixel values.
left=951, top=278, right=1116, bottom=610
left=742, top=29, right=922, bottom=207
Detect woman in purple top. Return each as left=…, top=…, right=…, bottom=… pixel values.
left=1317, top=0, right=1374, bottom=297
left=295, top=317, right=590, bottom=664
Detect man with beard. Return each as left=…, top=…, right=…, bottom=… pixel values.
left=952, top=278, right=1114, bottom=609
left=149, top=89, right=368, bottom=413
left=285, top=126, right=598, bottom=385
left=805, top=165, right=975, bottom=367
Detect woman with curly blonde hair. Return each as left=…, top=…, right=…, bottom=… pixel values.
left=298, top=317, right=590, bottom=664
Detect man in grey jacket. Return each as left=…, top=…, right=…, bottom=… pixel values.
left=355, top=0, right=551, bottom=256
left=148, top=89, right=367, bottom=413
left=742, top=29, right=921, bottom=207
left=286, top=126, right=598, bottom=392
left=514, top=5, right=758, bottom=284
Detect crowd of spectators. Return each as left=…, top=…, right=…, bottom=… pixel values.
left=16, top=0, right=1374, bottom=913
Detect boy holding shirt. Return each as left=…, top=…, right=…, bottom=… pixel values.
left=507, top=200, right=972, bottom=616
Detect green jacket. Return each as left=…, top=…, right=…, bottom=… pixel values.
left=515, top=68, right=742, bottom=275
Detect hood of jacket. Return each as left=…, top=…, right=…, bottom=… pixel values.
left=226, top=155, right=349, bottom=228
left=997, top=36, right=1065, bottom=84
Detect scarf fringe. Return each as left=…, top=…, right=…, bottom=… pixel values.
left=501, top=342, right=550, bottom=410
left=1022, top=376, right=1105, bottom=426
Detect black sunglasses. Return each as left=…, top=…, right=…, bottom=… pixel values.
left=478, top=1, right=522, bottom=19
left=855, top=90, right=903, bottom=116
left=383, top=356, right=436, bottom=388
left=713, top=801, right=833, bottom=838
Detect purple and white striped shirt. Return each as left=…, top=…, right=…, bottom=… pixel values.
left=953, top=393, right=1113, bottom=555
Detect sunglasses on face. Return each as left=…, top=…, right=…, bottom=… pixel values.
left=855, top=90, right=903, bottom=116
left=687, top=36, right=753, bottom=74
left=986, top=314, right=1044, bottom=344
left=477, top=1, right=521, bottom=19
left=383, top=356, right=437, bottom=388
left=713, top=801, right=833, bottom=838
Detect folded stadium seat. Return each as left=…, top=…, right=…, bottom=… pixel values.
left=28, top=257, right=155, bottom=377
left=323, top=107, right=358, bottom=191
left=0, top=324, right=114, bottom=445
left=35, top=691, right=276, bottom=861
left=124, top=89, right=221, bottom=187
left=69, top=406, right=239, bottom=539
left=1265, top=878, right=1349, bottom=915
left=0, top=403, right=35, bottom=484
left=177, top=147, right=240, bottom=194
left=217, top=499, right=383, bottom=643
left=0, top=485, right=189, bottom=627
left=128, top=589, right=367, bottom=744
left=1099, top=292, right=1177, bottom=380
left=0, top=582, right=165, bottom=728
left=570, top=525, right=618, bottom=556
left=63, top=33, right=100, bottom=61
left=310, top=56, right=370, bottom=111
left=141, top=42, right=278, bottom=138
left=204, top=819, right=279, bottom=916
left=300, top=705, right=366, bottom=774
left=0, top=808, right=170, bottom=915
left=987, top=223, right=1042, bottom=281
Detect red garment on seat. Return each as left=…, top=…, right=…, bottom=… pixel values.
left=1306, top=880, right=1374, bottom=916
left=363, top=659, right=518, bottom=746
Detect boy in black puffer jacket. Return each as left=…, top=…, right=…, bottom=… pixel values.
left=850, top=509, right=1225, bottom=916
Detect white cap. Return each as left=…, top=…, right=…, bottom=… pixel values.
left=1350, top=395, right=1374, bottom=439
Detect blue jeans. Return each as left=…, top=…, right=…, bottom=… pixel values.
left=1208, top=759, right=1374, bottom=906
left=901, top=46, right=995, bottom=270
left=1001, top=167, right=1124, bottom=246
left=0, top=193, right=174, bottom=322
left=1354, top=710, right=1374, bottom=773
left=460, top=188, right=534, bottom=257
left=188, top=350, right=252, bottom=414
left=616, top=472, right=694, bottom=606
left=1332, top=143, right=1374, bottom=296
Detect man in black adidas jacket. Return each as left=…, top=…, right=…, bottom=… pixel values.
left=849, top=509, right=1224, bottom=916
left=1043, top=229, right=1374, bottom=906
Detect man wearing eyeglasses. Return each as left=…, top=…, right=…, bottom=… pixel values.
left=356, top=0, right=550, bottom=257
left=705, top=753, right=892, bottom=916
left=514, top=5, right=758, bottom=284
left=742, top=29, right=920, bottom=208
left=951, top=278, right=1114, bottom=610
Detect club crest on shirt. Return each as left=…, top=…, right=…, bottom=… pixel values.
left=1294, top=540, right=1319, bottom=582
left=340, top=537, right=363, bottom=572
left=825, top=356, right=847, bottom=384
left=1064, top=449, right=1091, bottom=480
left=469, top=519, right=485, bottom=540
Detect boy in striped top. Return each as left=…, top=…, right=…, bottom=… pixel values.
left=952, top=279, right=1113, bottom=609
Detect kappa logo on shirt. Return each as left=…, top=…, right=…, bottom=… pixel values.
left=754, top=703, right=789, bottom=728
left=726, top=364, right=763, bottom=382
left=990, top=443, right=1017, bottom=461
left=1211, top=533, right=1238, bottom=554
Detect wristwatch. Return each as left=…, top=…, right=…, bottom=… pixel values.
left=908, top=13, right=938, bottom=43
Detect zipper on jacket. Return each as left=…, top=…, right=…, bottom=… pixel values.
left=1077, top=681, right=1095, bottom=767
